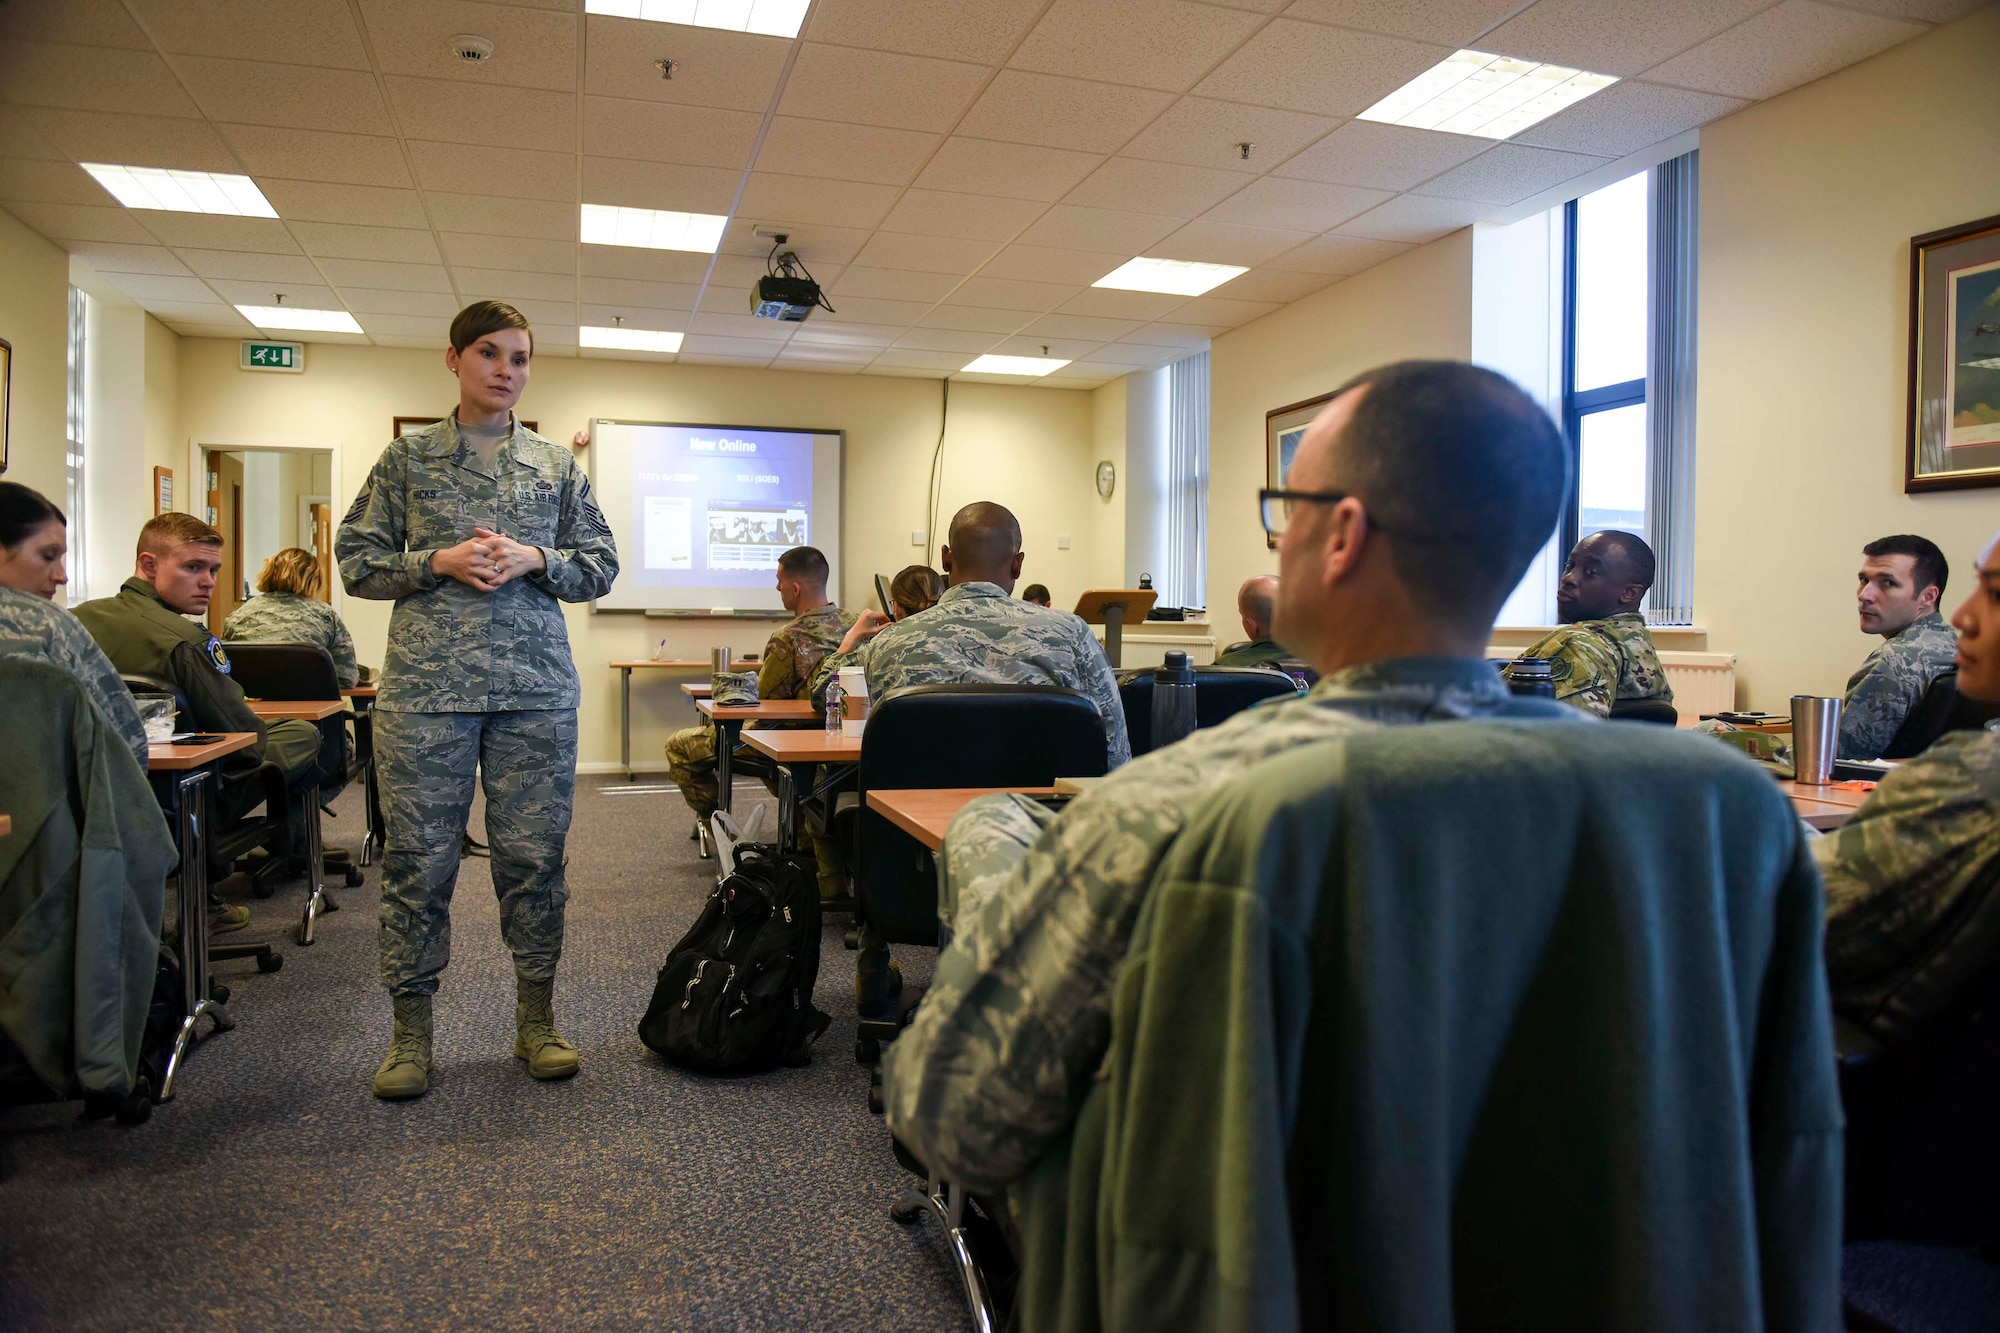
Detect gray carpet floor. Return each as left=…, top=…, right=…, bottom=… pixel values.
left=0, top=776, right=966, bottom=1332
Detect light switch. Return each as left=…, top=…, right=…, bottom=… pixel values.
left=911, top=530, right=926, bottom=546
left=1057, top=534, right=1071, bottom=549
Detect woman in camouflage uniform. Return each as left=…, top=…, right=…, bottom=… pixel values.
left=338, top=302, right=619, bottom=1101
left=224, top=546, right=365, bottom=688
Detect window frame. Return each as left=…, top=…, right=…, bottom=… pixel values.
left=1558, top=194, right=1648, bottom=558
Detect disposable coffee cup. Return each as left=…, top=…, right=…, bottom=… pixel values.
left=838, top=666, right=869, bottom=739
left=134, top=693, right=175, bottom=743
left=710, top=646, right=732, bottom=675
left=1790, top=694, right=1842, bottom=785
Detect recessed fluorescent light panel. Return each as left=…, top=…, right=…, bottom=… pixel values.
left=583, top=0, right=811, bottom=39
left=1357, top=50, right=1617, bottom=140
left=961, top=355, right=1070, bottom=377
left=82, top=163, right=277, bottom=217
left=1093, top=257, right=1247, bottom=298
left=580, top=203, right=728, bottom=253
left=235, top=305, right=363, bottom=334
left=581, top=326, right=684, bottom=353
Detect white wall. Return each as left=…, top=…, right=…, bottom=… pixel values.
left=76, top=268, right=151, bottom=601
left=1693, top=7, right=2000, bottom=708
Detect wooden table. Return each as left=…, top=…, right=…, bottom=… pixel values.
left=681, top=682, right=712, bottom=699
left=245, top=698, right=348, bottom=721
left=742, top=728, right=864, bottom=847
left=342, top=684, right=376, bottom=699
left=148, top=731, right=260, bottom=1100
left=1785, top=781, right=1872, bottom=831
left=609, top=658, right=759, bottom=780
left=867, top=787, right=1060, bottom=852
left=695, top=697, right=817, bottom=814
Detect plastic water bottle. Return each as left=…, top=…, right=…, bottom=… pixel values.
left=1151, top=650, right=1197, bottom=748
left=824, top=677, right=843, bottom=734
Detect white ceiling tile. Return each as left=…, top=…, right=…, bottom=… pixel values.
left=979, top=244, right=1128, bottom=285
left=578, top=275, right=702, bottom=309
left=11, top=203, right=184, bottom=245
left=175, top=249, right=327, bottom=282
left=1094, top=339, right=1184, bottom=364
left=131, top=0, right=370, bottom=68
left=22, top=108, right=232, bottom=171
left=445, top=269, right=573, bottom=303
left=754, top=118, right=940, bottom=187
left=879, top=189, right=1046, bottom=242
left=1065, top=357, right=1157, bottom=376
left=460, top=296, right=575, bottom=327
left=912, top=138, right=1105, bottom=203
left=772, top=358, right=866, bottom=374
left=917, top=305, right=1035, bottom=334
left=1823, top=0, right=1985, bottom=17
left=1041, top=375, right=1113, bottom=388
left=1643, top=0, right=1927, bottom=100
left=1149, top=218, right=1315, bottom=265
left=1273, top=120, right=1489, bottom=191
left=1336, top=193, right=1489, bottom=243
left=1205, top=266, right=1339, bottom=303
left=1054, top=287, right=1187, bottom=320
left=688, top=311, right=798, bottom=340
left=142, top=299, right=253, bottom=325
left=790, top=320, right=902, bottom=346
left=0, top=41, right=201, bottom=117
left=1263, top=233, right=1412, bottom=275
left=408, top=141, right=576, bottom=202
left=1021, top=312, right=1145, bottom=341
left=205, top=278, right=342, bottom=308
left=737, top=172, right=901, bottom=230
left=846, top=231, right=999, bottom=275
left=803, top=0, right=1045, bottom=63
left=943, top=276, right=1079, bottom=312
left=369, top=334, right=449, bottom=349
left=681, top=335, right=781, bottom=360
left=1012, top=0, right=1266, bottom=92
left=102, top=272, right=220, bottom=304
left=1515, top=79, right=1748, bottom=157
left=1015, top=204, right=1182, bottom=252
left=316, top=257, right=457, bottom=291
left=581, top=157, right=740, bottom=213
left=992, top=333, right=1105, bottom=359
left=957, top=71, right=1176, bottom=154
left=445, top=233, right=574, bottom=272
left=777, top=44, right=990, bottom=133
left=712, top=254, right=840, bottom=288
left=1193, top=21, right=1450, bottom=117
left=1201, top=177, right=1391, bottom=231
left=1282, top=0, right=1525, bottom=44
left=1418, top=143, right=1612, bottom=205
left=1122, top=97, right=1338, bottom=170
left=389, top=77, right=574, bottom=152
left=0, top=158, right=107, bottom=206
left=355, top=311, right=451, bottom=338
left=427, top=192, right=577, bottom=241
left=892, top=327, right=1005, bottom=353
left=62, top=241, right=192, bottom=276
left=1062, top=156, right=1256, bottom=218
left=818, top=294, right=937, bottom=324
left=830, top=266, right=964, bottom=303
left=583, top=17, right=792, bottom=113
left=0, top=0, right=151, bottom=48
left=1165, top=294, right=1281, bottom=326
left=217, top=124, right=413, bottom=187
left=1120, top=321, right=1224, bottom=347
left=577, top=304, right=686, bottom=331
left=175, top=57, right=394, bottom=134
left=360, top=0, right=576, bottom=91
left=257, top=180, right=432, bottom=229
left=1480, top=0, right=1772, bottom=77
left=873, top=348, right=975, bottom=371
left=580, top=245, right=713, bottom=282
left=582, top=98, right=764, bottom=169
left=718, top=217, right=872, bottom=265
left=0, top=107, right=65, bottom=161
left=338, top=286, right=466, bottom=316
left=292, top=220, right=440, bottom=263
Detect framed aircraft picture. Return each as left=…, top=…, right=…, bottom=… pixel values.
left=1907, top=212, right=2000, bottom=492
left=1265, top=390, right=1335, bottom=548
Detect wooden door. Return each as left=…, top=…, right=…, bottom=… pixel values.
left=205, top=450, right=246, bottom=633
left=309, top=502, right=333, bottom=602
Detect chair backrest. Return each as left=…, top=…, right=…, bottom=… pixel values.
left=222, top=641, right=341, bottom=702
left=1118, top=665, right=1303, bottom=755
left=856, top=684, right=1110, bottom=945
left=1882, top=669, right=2000, bottom=760
left=1609, top=696, right=1679, bottom=726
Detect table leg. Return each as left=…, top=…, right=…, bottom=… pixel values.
left=621, top=666, right=633, bottom=781
left=776, top=763, right=798, bottom=850
left=161, top=770, right=230, bottom=1102
left=715, top=719, right=741, bottom=815
left=298, top=781, right=329, bottom=946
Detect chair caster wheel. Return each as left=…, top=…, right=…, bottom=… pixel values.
left=855, top=1036, right=879, bottom=1066
left=843, top=929, right=858, bottom=951
left=250, top=879, right=276, bottom=899
left=115, top=1078, right=154, bottom=1125
left=342, top=867, right=363, bottom=887
left=210, top=981, right=231, bottom=1004
left=257, top=952, right=284, bottom=973
left=890, top=1197, right=925, bottom=1224
left=868, top=1084, right=884, bottom=1115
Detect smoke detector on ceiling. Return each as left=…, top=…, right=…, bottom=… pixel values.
left=450, top=34, right=494, bottom=62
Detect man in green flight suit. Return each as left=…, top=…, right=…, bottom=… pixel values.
left=1505, top=529, right=1673, bottom=717
left=1213, top=574, right=1290, bottom=667
left=75, top=512, right=324, bottom=934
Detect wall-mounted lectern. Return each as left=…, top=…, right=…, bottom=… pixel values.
left=1073, top=589, right=1158, bottom=669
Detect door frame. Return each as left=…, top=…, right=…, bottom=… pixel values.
left=188, top=435, right=345, bottom=615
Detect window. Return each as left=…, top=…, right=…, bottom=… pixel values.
left=1562, top=171, right=1649, bottom=552
left=65, top=284, right=87, bottom=607
left=1162, top=350, right=1208, bottom=610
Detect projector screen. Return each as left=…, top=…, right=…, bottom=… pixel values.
left=588, top=419, right=843, bottom=613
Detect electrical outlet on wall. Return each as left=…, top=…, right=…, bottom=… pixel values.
left=911, top=530, right=926, bottom=546
left=1057, top=535, right=1071, bottom=549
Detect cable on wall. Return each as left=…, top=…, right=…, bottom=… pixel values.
left=925, top=377, right=950, bottom=569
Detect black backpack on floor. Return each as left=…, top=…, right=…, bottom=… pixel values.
left=639, top=844, right=832, bottom=1075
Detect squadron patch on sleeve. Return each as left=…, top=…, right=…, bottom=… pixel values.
left=205, top=634, right=232, bottom=674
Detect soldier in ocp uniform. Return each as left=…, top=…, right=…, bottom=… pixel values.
left=1839, top=533, right=1959, bottom=759
left=224, top=546, right=368, bottom=689
left=1504, top=529, right=1673, bottom=717
left=338, top=301, right=619, bottom=1102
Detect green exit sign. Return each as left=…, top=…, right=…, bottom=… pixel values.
left=240, top=340, right=304, bottom=373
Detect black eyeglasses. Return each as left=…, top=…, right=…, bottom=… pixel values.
left=1258, top=488, right=1385, bottom=538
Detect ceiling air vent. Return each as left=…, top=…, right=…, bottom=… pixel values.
left=450, top=34, right=494, bottom=62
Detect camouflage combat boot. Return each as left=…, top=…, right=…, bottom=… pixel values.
left=514, top=975, right=580, bottom=1080
left=372, top=994, right=432, bottom=1100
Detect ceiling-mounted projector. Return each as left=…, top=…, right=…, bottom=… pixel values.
left=750, top=272, right=821, bottom=321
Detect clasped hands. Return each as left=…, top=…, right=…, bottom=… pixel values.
left=433, top=527, right=547, bottom=593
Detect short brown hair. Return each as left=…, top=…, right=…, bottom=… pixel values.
left=257, top=546, right=324, bottom=598
left=138, top=511, right=222, bottom=560
left=776, top=545, right=829, bottom=587
left=891, top=565, right=943, bottom=615
left=450, top=300, right=533, bottom=355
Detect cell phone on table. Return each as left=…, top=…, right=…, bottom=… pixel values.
left=168, top=734, right=226, bottom=745
left=874, top=573, right=894, bottom=618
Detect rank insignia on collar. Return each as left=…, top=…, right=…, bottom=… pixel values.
left=205, top=635, right=232, bottom=674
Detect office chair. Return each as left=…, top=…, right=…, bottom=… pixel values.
left=1117, top=664, right=1303, bottom=756
left=1609, top=697, right=1680, bottom=726
left=1880, top=669, right=2000, bottom=759
left=851, top=685, right=1110, bottom=1077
